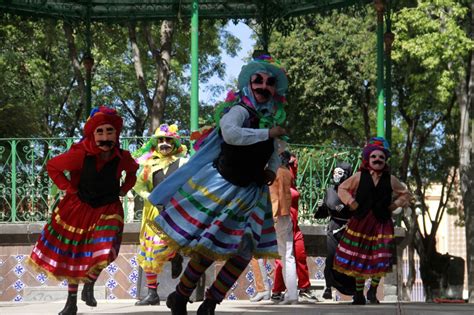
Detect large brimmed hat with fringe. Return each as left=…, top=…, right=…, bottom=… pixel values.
left=154, top=124, right=182, bottom=149
left=132, top=123, right=187, bottom=161
left=237, top=54, right=288, bottom=96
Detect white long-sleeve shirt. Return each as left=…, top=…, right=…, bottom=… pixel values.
left=219, top=105, right=280, bottom=173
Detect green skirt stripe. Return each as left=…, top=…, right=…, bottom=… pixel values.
left=178, top=187, right=249, bottom=222
left=340, top=236, right=394, bottom=251
left=47, top=224, right=120, bottom=246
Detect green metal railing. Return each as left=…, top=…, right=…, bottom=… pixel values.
left=0, top=137, right=360, bottom=224
left=291, top=145, right=361, bottom=224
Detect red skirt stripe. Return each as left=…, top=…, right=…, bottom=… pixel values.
left=29, top=194, right=124, bottom=282
left=334, top=210, right=394, bottom=278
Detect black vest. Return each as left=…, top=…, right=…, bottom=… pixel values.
left=152, top=159, right=181, bottom=187
left=77, top=154, right=121, bottom=208
left=354, top=169, right=393, bottom=221
left=214, top=104, right=274, bottom=187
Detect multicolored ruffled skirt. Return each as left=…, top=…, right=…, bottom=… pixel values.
left=154, top=162, right=278, bottom=261
left=28, top=193, right=124, bottom=283
left=136, top=202, right=176, bottom=273
left=333, top=210, right=394, bottom=279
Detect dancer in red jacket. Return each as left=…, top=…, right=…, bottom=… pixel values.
left=29, top=106, right=138, bottom=315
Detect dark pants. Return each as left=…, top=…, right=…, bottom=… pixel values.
left=324, top=219, right=356, bottom=296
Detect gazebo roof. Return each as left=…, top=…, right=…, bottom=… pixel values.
left=0, top=0, right=372, bottom=22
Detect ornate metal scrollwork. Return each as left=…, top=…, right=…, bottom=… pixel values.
left=0, top=137, right=360, bottom=225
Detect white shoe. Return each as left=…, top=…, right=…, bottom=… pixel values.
left=250, top=290, right=270, bottom=302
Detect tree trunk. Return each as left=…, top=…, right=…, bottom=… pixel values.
left=148, top=20, right=174, bottom=132
left=399, top=119, right=416, bottom=182
left=128, top=22, right=154, bottom=116
left=459, top=52, right=474, bottom=303
left=63, top=22, right=85, bottom=136
left=456, top=3, right=474, bottom=301
left=129, top=21, right=174, bottom=133
left=401, top=207, right=421, bottom=301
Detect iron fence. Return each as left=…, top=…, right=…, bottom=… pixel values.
left=0, top=137, right=361, bottom=224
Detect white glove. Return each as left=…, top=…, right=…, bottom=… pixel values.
left=392, top=207, right=403, bottom=215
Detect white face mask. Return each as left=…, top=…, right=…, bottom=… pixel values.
left=93, top=123, right=116, bottom=152
left=333, top=167, right=345, bottom=184
left=157, top=137, right=174, bottom=156
left=250, top=72, right=277, bottom=104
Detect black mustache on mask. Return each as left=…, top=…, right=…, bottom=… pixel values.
left=372, top=160, right=384, bottom=165
left=254, top=88, right=271, bottom=98
left=158, top=144, right=172, bottom=150
left=97, top=140, right=115, bottom=147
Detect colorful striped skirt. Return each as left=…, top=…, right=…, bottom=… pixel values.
left=154, top=162, right=278, bottom=261
left=28, top=193, right=124, bottom=283
left=136, top=202, right=176, bottom=274
left=333, top=210, right=394, bottom=279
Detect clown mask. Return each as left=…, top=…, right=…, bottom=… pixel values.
left=157, top=137, right=175, bottom=156
left=368, top=149, right=386, bottom=172
left=251, top=72, right=277, bottom=104
left=93, top=123, right=116, bottom=152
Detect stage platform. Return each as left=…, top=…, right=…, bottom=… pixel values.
left=0, top=299, right=472, bottom=315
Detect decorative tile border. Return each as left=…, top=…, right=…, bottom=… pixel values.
left=0, top=244, right=329, bottom=302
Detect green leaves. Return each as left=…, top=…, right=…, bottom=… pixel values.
left=270, top=7, right=376, bottom=146
left=0, top=16, right=239, bottom=138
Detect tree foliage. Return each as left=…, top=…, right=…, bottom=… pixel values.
left=269, top=7, right=377, bottom=146
left=390, top=0, right=471, bottom=301
left=266, top=1, right=472, bottom=301
left=0, top=15, right=240, bottom=138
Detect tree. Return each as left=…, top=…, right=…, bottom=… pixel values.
left=265, top=2, right=471, bottom=302
left=269, top=7, right=377, bottom=146
left=391, top=0, right=472, bottom=301
left=456, top=0, right=474, bottom=303
left=0, top=16, right=75, bottom=137
left=0, top=15, right=240, bottom=138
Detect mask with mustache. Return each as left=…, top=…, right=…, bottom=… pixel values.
left=253, top=88, right=272, bottom=99
left=97, top=140, right=115, bottom=148
left=372, top=160, right=384, bottom=165
left=158, top=143, right=172, bottom=151
left=158, top=142, right=174, bottom=157
left=367, top=150, right=387, bottom=172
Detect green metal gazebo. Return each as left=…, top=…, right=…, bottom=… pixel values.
left=0, top=0, right=392, bottom=141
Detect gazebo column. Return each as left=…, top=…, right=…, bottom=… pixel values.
left=384, top=5, right=394, bottom=146
left=84, top=0, right=93, bottom=117
left=190, top=0, right=199, bottom=137
left=189, top=0, right=206, bottom=301
left=375, top=0, right=385, bottom=138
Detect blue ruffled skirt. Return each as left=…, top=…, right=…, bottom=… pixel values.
left=149, top=130, right=278, bottom=260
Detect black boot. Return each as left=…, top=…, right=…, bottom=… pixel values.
left=135, top=287, right=160, bottom=306
left=366, top=286, right=380, bottom=304
left=58, top=293, right=77, bottom=315
left=196, top=299, right=218, bottom=315
left=352, top=291, right=366, bottom=305
left=166, top=291, right=189, bottom=315
left=81, top=282, right=97, bottom=307
left=171, top=253, right=184, bottom=279
left=322, top=287, right=332, bottom=299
